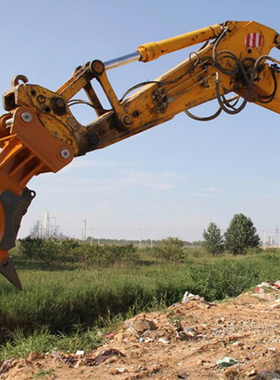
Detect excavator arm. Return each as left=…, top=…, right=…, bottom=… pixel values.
left=1, top=20, right=280, bottom=289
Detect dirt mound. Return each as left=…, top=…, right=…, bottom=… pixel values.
left=2, top=288, right=280, bottom=379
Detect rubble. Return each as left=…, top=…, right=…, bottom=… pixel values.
left=254, top=370, right=280, bottom=379
left=125, top=317, right=157, bottom=336
left=2, top=285, right=280, bottom=379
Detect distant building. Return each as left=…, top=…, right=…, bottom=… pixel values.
left=30, top=211, right=61, bottom=238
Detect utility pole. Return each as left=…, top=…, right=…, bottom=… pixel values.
left=90, top=228, right=100, bottom=245
left=150, top=231, right=154, bottom=249
left=139, top=228, right=143, bottom=249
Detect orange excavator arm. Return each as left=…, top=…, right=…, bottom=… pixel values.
left=1, top=20, right=280, bottom=289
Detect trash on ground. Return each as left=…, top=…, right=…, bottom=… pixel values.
left=182, top=291, right=203, bottom=303
left=216, top=356, right=239, bottom=370
left=255, top=280, right=280, bottom=293
left=158, top=337, right=169, bottom=344
left=88, top=348, right=125, bottom=366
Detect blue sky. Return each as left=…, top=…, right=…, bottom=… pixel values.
left=1, top=0, right=280, bottom=241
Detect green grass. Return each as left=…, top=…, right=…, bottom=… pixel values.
left=0, top=327, right=105, bottom=361
left=1, top=249, right=280, bottom=360
left=34, top=369, right=55, bottom=379
left=0, top=264, right=186, bottom=337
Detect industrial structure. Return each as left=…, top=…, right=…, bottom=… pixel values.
left=30, top=211, right=60, bottom=239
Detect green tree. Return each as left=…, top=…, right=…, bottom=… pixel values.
left=202, top=222, right=224, bottom=255
left=225, top=213, right=260, bottom=255
left=154, top=237, right=185, bottom=262
left=18, top=236, right=43, bottom=260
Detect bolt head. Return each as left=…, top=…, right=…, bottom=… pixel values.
left=37, top=95, right=46, bottom=104
left=60, top=148, right=71, bottom=159
left=91, top=60, right=105, bottom=75
left=122, top=114, right=133, bottom=126
left=55, top=98, right=65, bottom=108
left=21, top=112, right=32, bottom=123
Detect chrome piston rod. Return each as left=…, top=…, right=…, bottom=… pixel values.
left=104, top=52, right=141, bottom=70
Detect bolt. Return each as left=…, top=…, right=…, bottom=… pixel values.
left=2, top=260, right=9, bottom=268
left=21, top=112, right=32, bottom=122
left=37, top=95, right=46, bottom=103
left=122, top=114, right=133, bottom=127
left=60, top=148, right=71, bottom=159
left=55, top=98, right=65, bottom=108
left=91, top=60, right=105, bottom=75
left=89, top=134, right=99, bottom=147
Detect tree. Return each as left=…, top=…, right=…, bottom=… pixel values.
left=154, top=237, right=185, bottom=262
left=202, top=222, right=224, bottom=255
left=225, top=213, right=260, bottom=255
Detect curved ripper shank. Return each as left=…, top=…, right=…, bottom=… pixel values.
left=0, top=188, right=35, bottom=290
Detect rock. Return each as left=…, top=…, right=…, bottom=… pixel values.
left=176, top=327, right=197, bottom=340
left=125, top=318, right=157, bottom=336
left=158, top=337, right=170, bottom=344
left=224, top=367, right=241, bottom=379
left=116, top=367, right=128, bottom=373
left=255, top=370, right=280, bottom=379
left=151, top=365, right=161, bottom=373
left=74, top=359, right=83, bottom=368
left=27, top=351, right=45, bottom=361
left=0, top=359, right=14, bottom=375
left=246, top=368, right=257, bottom=376
left=108, top=367, right=128, bottom=375
left=177, top=372, right=188, bottom=379
left=266, top=347, right=277, bottom=352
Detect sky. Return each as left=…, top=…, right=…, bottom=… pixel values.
left=0, top=0, right=280, bottom=242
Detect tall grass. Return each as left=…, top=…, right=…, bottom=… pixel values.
left=0, top=265, right=186, bottom=338
left=1, top=249, right=280, bottom=359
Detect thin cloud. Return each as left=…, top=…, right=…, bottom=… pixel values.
left=61, top=158, right=115, bottom=173
left=118, top=169, right=188, bottom=190
left=191, top=187, right=223, bottom=198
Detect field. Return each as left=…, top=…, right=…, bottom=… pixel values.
left=1, top=240, right=280, bottom=363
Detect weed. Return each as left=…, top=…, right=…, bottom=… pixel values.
left=34, top=369, right=55, bottom=379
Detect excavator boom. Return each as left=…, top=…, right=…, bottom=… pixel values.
left=1, top=20, right=280, bottom=289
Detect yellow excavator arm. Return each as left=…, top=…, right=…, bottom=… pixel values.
left=1, top=20, right=280, bottom=289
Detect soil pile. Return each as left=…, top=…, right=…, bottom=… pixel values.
left=2, top=287, right=280, bottom=379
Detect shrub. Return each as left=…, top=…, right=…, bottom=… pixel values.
left=154, top=237, right=185, bottom=262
